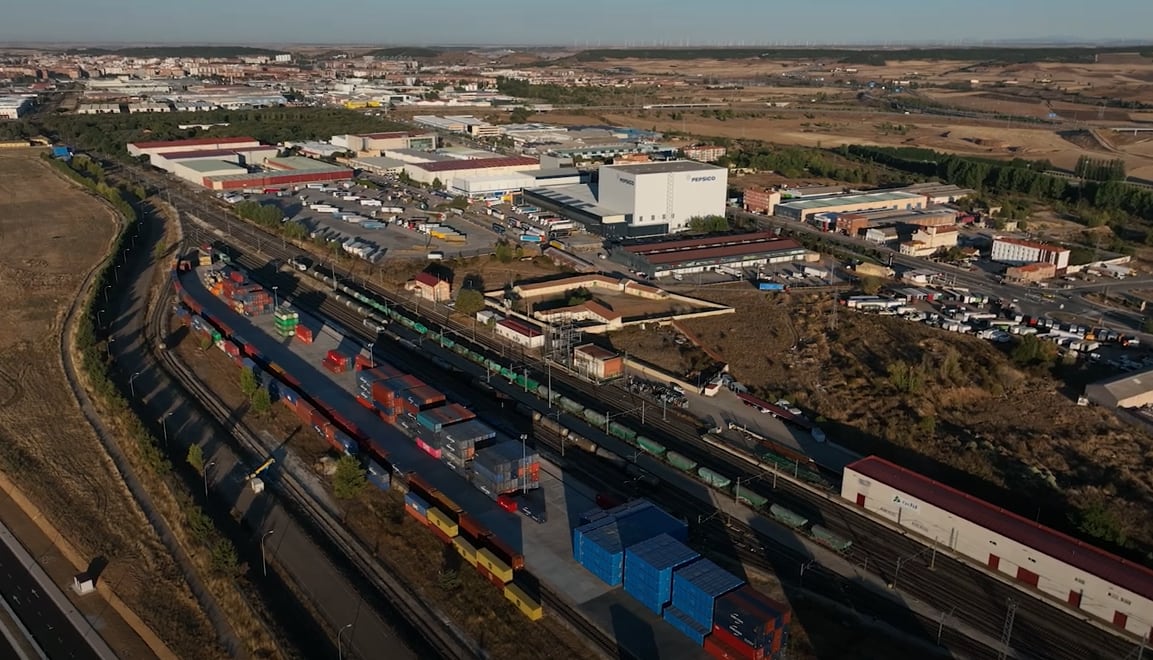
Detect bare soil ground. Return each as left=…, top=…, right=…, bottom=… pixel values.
left=609, top=287, right=1153, bottom=552
left=169, top=315, right=597, bottom=660
left=0, top=150, right=215, bottom=656
left=372, top=253, right=566, bottom=292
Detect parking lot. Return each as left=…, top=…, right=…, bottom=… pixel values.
left=242, top=178, right=504, bottom=263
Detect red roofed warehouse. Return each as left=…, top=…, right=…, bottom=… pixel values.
left=842, top=456, right=1153, bottom=636
left=127, top=136, right=261, bottom=158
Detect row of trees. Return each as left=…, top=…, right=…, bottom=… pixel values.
left=719, top=145, right=897, bottom=185
left=233, top=200, right=309, bottom=241
left=841, top=145, right=1153, bottom=223
left=1074, top=156, right=1126, bottom=182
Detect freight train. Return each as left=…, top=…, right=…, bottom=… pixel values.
left=171, top=266, right=544, bottom=619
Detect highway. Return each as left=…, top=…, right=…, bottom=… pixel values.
left=101, top=190, right=439, bottom=659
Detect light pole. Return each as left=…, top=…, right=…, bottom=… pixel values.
left=97, top=308, right=105, bottom=327
left=204, top=460, right=216, bottom=498
left=936, top=606, right=956, bottom=645
left=161, top=412, right=173, bottom=449
left=129, top=371, right=142, bottom=398
left=338, top=623, right=353, bottom=660
left=890, top=546, right=933, bottom=589
left=272, top=285, right=279, bottom=309
left=261, top=529, right=275, bottom=577
left=367, top=342, right=374, bottom=369
left=800, top=559, right=816, bottom=588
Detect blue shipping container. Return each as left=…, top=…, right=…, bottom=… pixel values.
left=624, top=534, right=700, bottom=614
left=573, top=515, right=617, bottom=565
left=281, top=388, right=299, bottom=407
left=404, top=491, right=430, bottom=517
left=671, top=558, right=745, bottom=629
left=758, top=282, right=785, bottom=291
left=614, top=502, right=689, bottom=544
left=576, top=522, right=626, bottom=585
left=662, top=606, right=710, bottom=646
left=366, top=460, right=391, bottom=491
left=332, top=430, right=358, bottom=455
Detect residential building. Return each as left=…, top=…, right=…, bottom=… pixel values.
left=743, top=187, right=781, bottom=215
left=682, top=145, right=726, bottom=162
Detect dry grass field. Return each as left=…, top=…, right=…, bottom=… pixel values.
left=610, top=287, right=1153, bottom=552
left=0, top=150, right=216, bottom=656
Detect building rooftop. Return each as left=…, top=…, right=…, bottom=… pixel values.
left=849, top=456, right=1153, bottom=603
left=538, top=300, right=622, bottom=322
left=497, top=318, right=543, bottom=338
left=413, top=272, right=445, bottom=288
left=777, top=190, right=926, bottom=211
left=624, top=231, right=781, bottom=255
left=574, top=344, right=619, bottom=361
left=412, top=156, right=539, bottom=173
left=603, top=160, right=725, bottom=176
left=1089, top=367, right=1153, bottom=403
left=178, top=159, right=247, bottom=173
left=129, top=136, right=258, bottom=150
left=523, top=184, right=625, bottom=220
left=159, top=146, right=276, bottom=161
left=640, top=239, right=804, bottom=266
left=265, top=157, right=349, bottom=173
left=993, top=236, right=1069, bottom=253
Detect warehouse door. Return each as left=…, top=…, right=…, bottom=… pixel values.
left=987, top=554, right=1000, bottom=571
left=1113, top=611, right=1128, bottom=629
left=1068, top=591, right=1082, bottom=608
left=1016, top=567, right=1040, bottom=588
left=855, top=494, right=866, bottom=507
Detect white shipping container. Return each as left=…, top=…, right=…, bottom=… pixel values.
left=360, top=199, right=383, bottom=207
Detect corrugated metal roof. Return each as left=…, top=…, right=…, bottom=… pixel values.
left=849, top=456, right=1153, bottom=602
left=625, top=231, right=781, bottom=255
left=413, top=156, right=539, bottom=173
left=778, top=190, right=925, bottom=211
left=130, top=136, right=258, bottom=149
left=642, top=239, right=803, bottom=266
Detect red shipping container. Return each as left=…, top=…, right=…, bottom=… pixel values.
left=475, top=563, right=506, bottom=591
left=371, top=380, right=398, bottom=406
left=705, top=635, right=754, bottom=660
left=416, top=438, right=441, bottom=459
left=711, top=625, right=766, bottom=660
left=355, top=396, right=374, bottom=410
left=295, top=325, right=314, bottom=343
left=404, top=504, right=428, bottom=526
left=406, top=473, right=438, bottom=502
left=497, top=495, right=518, bottom=513
left=354, top=355, right=373, bottom=371
left=229, top=270, right=245, bottom=284
left=295, top=401, right=315, bottom=425
left=378, top=411, right=397, bottom=425
left=483, top=534, right=524, bottom=571
left=457, top=514, right=488, bottom=543
left=323, top=358, right=346, bottom=374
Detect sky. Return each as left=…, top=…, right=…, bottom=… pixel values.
left=3, top=0, right=1151, bottom=46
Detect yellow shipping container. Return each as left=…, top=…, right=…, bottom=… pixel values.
left=504, top=584, right=543, bottom=621
left=453, top=536, right=478, bottom=566
left=426, top=508, right=459, bottom=537
left=477, top=548, right=513, bottom=583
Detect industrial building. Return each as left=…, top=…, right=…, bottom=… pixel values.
left=149, top=145, right=280, bottom=175
left=743, top=187, right=781, bottom=215
left=991, top=237, right=1071, bottom=272
left=0, top=96, right=35, bottom=119
left=573, top=344, right=624, bottom=380
left=842, top=456, right=1153, bottom=637
left=127, top=136, right=262, bottom=158
left=202, top=156, right=352, bottom=191
left=889, top=182, right=976, bottom=204
left=403, top=156, right=541, bottom=186
left=413, top=115, right=500, bottom=138
left=333, top=131, right=437, bottom=153
left=494, top=318, right=546, bottom=349
left=524, top=161, right=727, bottom=238
left=899, top=225, right=959, bottom=257
left=620, top=232, right=809, bottom=279
left=775, top=190, right=929, bottom=223
left=1084, top=368, right=1153, bottom=409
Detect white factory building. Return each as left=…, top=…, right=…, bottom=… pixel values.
left=332, top=131, right=438, bottom=154
left=523, top=160, right=728, bottom=238
left=991, top=237, right=1071, bottom=272
left=127, top=136, right=262, bottom=158
left=0, top=96, right=35, bottom=120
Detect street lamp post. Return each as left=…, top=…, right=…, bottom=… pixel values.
left=272, top=286, right=279, bottom=309
left=129, top=371, right=142, bottom=398
left=204, top=460, right=216, bottom=498
left=161, top=412, right=173, bottom=449
left=338, top=623, right=353, bottom=660
left=261, top=529, right=275, bottom=578
left=367, top=342, right=375, bottom=369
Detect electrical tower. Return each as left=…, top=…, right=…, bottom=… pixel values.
left=548, top=317, right=582, bottom=370
left=998, top=598, right=1018, bottom=660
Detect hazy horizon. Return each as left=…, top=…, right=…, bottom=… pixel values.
left=2, top=0, right=1151, bottom=47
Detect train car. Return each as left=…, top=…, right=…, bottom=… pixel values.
left=480, top=533, right=525, bottom=572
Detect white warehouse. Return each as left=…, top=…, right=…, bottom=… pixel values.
left=597, top=161, right=728, bottom=235
left=842, top=456, right=1153, bottom=637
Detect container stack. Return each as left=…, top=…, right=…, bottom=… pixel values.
left=274, top=306, right=299, bottom=338
left=709, top=586, right=791, bottom=660
left=229, top=283, right=274, bottom=317
left=416, top=403, right=475, bottom=433
left=471, top=440, right=540, bottom=498
left=371, top=374, right=426, bottom=422
left=399, top=385, right=446, bottom=416
left=322, top=350, right=351, bottom=374
left=623, top=534, right=700, bottom=614
left=438, top=419, right=497, bottom=467
left=572, top=501, right=689, bottom=587
left=667, top=558, right=745, bottom=647
left=355, top=365, right=406, bottom=410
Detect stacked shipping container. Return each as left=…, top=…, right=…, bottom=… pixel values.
left=623, top=534, right=700, bottom=614
left=572, top=501, right=688, bottom=586
left=274, top=306, right=299, bottom=338
left=471, top=440, right=541, bottom=497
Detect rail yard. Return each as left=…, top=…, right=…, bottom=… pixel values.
left=134, top=167, right=1153, bottom=660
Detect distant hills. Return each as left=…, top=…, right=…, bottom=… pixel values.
left=64, top=46, right=289, bottom=58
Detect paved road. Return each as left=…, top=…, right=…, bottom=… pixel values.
left=0, top=528, right=96, bottom=660
left=110, top=203, right=423, bottom=659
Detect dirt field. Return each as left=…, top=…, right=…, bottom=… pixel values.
left=609, top=287, right=1153, bottom=552
left=0, top=150, right=215, bottom=655
left=168, top=313, right=597, bottom=660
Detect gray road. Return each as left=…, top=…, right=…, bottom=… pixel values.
left=109, top=207, right=422, bottom=659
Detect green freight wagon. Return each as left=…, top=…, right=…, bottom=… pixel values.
left=468, top=350, right=485, bottom=364
left=583, top=409, right=607, bottom=427
left=811, top=525, right=852, bottom=552
left=452, top=343, right=469, bottom=356
left=559, top=397, right=584, bottom=415
left=666, top=451, right=697, bottom=473
left=440, top=337, right=455, bottom=349
left=500, top=367, right=515, bottom=380
left=734, top=485, right=768, bottom=509
left=427, top=331, right=441, bottom=342
left=485, top=359, right=502, bottom=372
left=398, top=317, right=415, bottom=330
left=412, top=323, right=428, bottom=335
left=608, top=421, right=637, bottom=443
left=636, top=436, right=666, bottom=457
left=769, top=504, right=809, bottom=529
left=697, top=467, right=732, bottom=489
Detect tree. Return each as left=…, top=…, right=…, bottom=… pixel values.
left=454, top=288, right=486, bottom=316
left=186, top=443, right=205, bottom=475
left=431, top=177, right=444, bottom=190
left=859, top=276, right=883, bottom=295
left=152, top=242, right=169, bottom=261
left=1011, top=334, right=1056, bottom=367
left=251, top=387, right=271, bottom=415
left=687, top=215, right=730, bottom=233
left=332, top=455, right=368, bottom=500
left=239, top=368, right=259, bottom=397
left=508, top=106, right=532, bottom=123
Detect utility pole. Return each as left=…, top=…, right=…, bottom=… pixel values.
left=998, top=598, right=1018, bottom=660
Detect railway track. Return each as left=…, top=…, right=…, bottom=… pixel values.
left=154, top=178, right=1148, bottom=660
